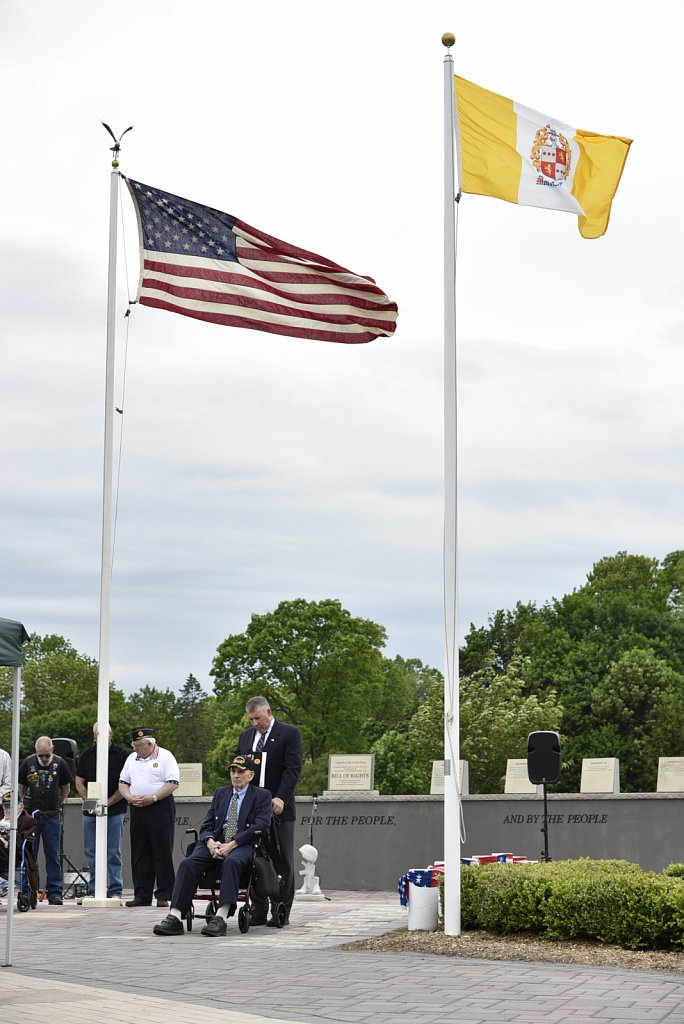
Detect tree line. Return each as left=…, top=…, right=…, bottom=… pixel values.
left=2, top=550, right=682, bottom=794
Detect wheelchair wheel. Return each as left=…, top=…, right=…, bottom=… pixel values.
left=30, top=892, right=37, bottom=909
left=206, top=900, right=217, bottom=918
left=186, top=905, right=194, bottom=932
left=17, top=892, right=30, bottom=913
left=238, top=906, right=251, bottom=933
left=272, top=902, right=288, bottom=928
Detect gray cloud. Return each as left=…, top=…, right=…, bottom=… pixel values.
left=2, top=0, right=682, bottom=694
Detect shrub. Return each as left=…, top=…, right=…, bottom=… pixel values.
left=442, top=859, right=684, bottom=951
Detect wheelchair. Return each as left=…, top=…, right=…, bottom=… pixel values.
left=0, top=815, right=40, bottom=912
left=183, top=828, right=287, bottom=933
left=16, top=839, right=39, bottom=912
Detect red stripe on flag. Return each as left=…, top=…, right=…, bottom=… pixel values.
left=142, top=258, right=397, bottom=311
left=138, top=296, right=382, bottom=344
left=141, top=273, right=395, bottom=330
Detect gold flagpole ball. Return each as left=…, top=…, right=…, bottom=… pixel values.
left=442, top=32, right=456, bottom=48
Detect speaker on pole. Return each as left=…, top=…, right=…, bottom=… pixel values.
left=527, top=731, right=561, bottom=785
left=527, top=731, right=561, bottom=863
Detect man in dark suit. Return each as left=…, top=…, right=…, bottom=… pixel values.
left=236, top=695, right=302, bottom=925
left=153, top=752, right=271, bottom=937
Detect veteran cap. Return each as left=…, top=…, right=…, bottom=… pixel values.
left=131, top=727, right=154, bottom=741
left=228, top=752, right=260, bottom=773
left=1, top=791, right=12, bottom=805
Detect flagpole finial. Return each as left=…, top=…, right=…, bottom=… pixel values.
left=101, top=122, right=134, bottom=168
left=442, top=32, right=456, bottom=50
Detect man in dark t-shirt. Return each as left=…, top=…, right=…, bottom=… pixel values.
left=18, top=736, right=72, bottom=904
left=75, top=725, right=129, bottom=900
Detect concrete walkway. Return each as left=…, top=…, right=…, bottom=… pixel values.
left=1, top=891, right=683, bottom=1024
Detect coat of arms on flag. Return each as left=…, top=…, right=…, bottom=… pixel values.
left=531, top=124, right=571, bottom=185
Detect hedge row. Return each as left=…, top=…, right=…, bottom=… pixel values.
left=443, top=859, right=684, bottom=950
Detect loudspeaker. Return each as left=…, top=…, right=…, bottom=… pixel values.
left=52, top=737, right=77, bottom=784
left=527, top=731, right=561, bottom=784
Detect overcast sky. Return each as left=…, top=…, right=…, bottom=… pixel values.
left=2, top=2, right=682, bottom=696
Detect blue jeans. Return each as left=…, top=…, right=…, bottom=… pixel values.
left=31, top=812, right=62, bottom=898
left=83, top=812, right=125, bottom=897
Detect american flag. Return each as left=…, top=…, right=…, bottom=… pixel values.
left=125, top=178, right=398, bottom=344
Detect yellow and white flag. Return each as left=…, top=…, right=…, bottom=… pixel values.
left=454, top=76, right=632, bottom=239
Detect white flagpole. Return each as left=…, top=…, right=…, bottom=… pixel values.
left=442, top=32, right=461, bottom=936
left=86, top=127, right=131, bottom=906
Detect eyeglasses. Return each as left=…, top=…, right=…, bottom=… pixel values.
left=37, top=753, right=52, bottom=760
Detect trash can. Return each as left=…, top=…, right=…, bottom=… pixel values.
left=398, top=868, right=440, bottom=931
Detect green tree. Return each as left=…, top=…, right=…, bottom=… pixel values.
left=372, top=668, right=445, bottom=795
left=0, top=633, right=128, bottom=758
left=210, top=598, right=389, bottom=787
left=174, top=673, right=215, bottom=766
left=460, top=602, right=543, bottom=676
left=371, top=729, right=418, bottom=795
left=662, top=549, right=684, bottom=616
left=589, top=648, right=684, bottom=791
left=204, top=722, right=243, bottom=790
left=459, top=551, right=684, bottom=791
left=124, top=685, right=179, bottom=752
left=459, top=655, right=562, bottom=793
left=362, top=656, right=441, bottom=748
left=372, top=655, right=562, bottom=796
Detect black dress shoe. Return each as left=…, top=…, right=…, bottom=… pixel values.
left=156, top=899, right=169, bottom=907
left=125, top=898, right=152, bottom=907
left=48, top=895, right=64, bottom=906
left=250, top=914, right=267, bottom=926
left=266, top=915, right=289, bottom=927
left=153, top=914, right=184, bottom=936
left=201, top=915, right=227, bottom=937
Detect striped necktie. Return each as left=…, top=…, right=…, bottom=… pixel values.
left=256, top=732, right=266, bottom=752
left=223, top=792, right=239, bottom=841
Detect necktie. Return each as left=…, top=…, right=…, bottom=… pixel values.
left=224, top=792, right=239, bottom=841
left=256, top=732, right=266, bottom=752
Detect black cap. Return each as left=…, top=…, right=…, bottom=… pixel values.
left=131, top=727, right=154, bottom=741
left=228, top=752, right=260, bottom=773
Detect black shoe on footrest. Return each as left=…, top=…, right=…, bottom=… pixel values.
left=201, top=915, right=227, bottom=937
left=153, top=914, right=184, bottom=936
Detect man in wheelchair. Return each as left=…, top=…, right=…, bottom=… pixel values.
left=153, top=752, right=272, bottom=937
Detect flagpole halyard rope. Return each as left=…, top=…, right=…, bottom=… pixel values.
left=110, top=172, right=139, bottom=567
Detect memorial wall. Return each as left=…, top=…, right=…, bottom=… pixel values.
left=62, top=791, right=684, bottom=892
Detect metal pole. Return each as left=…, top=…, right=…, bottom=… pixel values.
left=442, top=32, right=460, bottom=936
left=91, top=155, right=119, bottom=901
left=541, top=783, right=550, bottom=862
left=2, top=666, right=22, bottom=966
left=85, top=125, right=131, bottom=907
